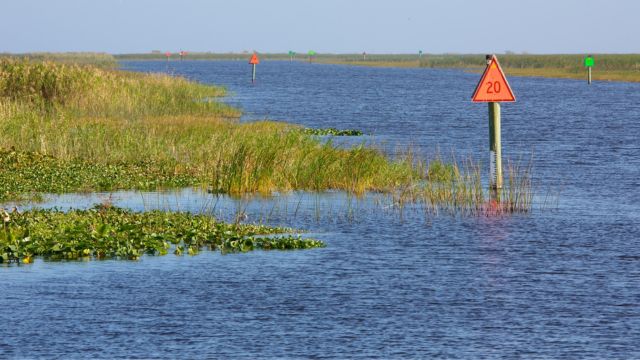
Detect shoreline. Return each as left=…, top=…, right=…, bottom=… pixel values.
left=115, top=56, right=640, bottom=83
left=316, top=59, right=640, bottom=83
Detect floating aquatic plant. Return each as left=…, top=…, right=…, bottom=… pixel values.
left=301, top=127, right=364, bottom=136
left=0, top=205, right=324, bottom=264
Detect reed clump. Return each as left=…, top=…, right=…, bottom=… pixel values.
left=389, top=157, right=533, bottom=216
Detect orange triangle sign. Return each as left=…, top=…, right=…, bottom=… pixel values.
left=249, top=53, right=260, bottom=65
left=472, top=55, right=515, bottom=102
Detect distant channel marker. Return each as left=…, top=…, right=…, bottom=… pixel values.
left=472, top=54, right=516, bottom=192
left=249, top=53, right=260, bottom=83
left=585, top=55, right=595, bottom=85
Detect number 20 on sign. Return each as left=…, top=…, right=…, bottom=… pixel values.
left=472, top=55, right=515, bottom=191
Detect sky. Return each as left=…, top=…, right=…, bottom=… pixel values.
left=1, top=0, right=639, bottom=54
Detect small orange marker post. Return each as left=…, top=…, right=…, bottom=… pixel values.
left=472, top=55, right=516, bottom=191
left=249, top=53, right=260, bottom=82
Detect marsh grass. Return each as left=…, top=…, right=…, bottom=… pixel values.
left=0, top=59, right=417, bottom=199
left=0, top=52, right=117, bottom=69
left=307, top=53, right=640, bottom=82
left=0, top=58, right=535, bottom=215
left=385, top=156, right=534, bottom=216
left=117, top=52, right=640, bottom=82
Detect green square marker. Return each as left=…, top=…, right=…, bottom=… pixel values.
left=585, top=56, right=594, bottom=67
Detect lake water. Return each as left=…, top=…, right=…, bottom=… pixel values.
left=1, top=60, right=639, bottom=358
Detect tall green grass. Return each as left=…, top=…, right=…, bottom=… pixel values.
left=0, top=59, right=417, bottom=196
left=0, top=52, right=117, bottom=68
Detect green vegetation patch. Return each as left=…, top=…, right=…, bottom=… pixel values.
left=0, top=148, right=197, bottom=202
left=301, top=127, right=364, bottom=136
left=0, top=205, right=324, bottom=264
left=0, top=59, right=419, bottom=199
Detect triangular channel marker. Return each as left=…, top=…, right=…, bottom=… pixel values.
left=472, top=55, right=515, bottom=102
left=249, top=53, right=260, bottom=65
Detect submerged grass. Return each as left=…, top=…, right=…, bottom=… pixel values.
left=387, top=157, right=534, bottom=216
left=0, top=205, right=324, bottom=264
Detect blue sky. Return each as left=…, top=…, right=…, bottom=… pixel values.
left=1, top=0, right=638, bottom=54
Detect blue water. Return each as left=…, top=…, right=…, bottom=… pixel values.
left=1, top=60, right=639, bottom=359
